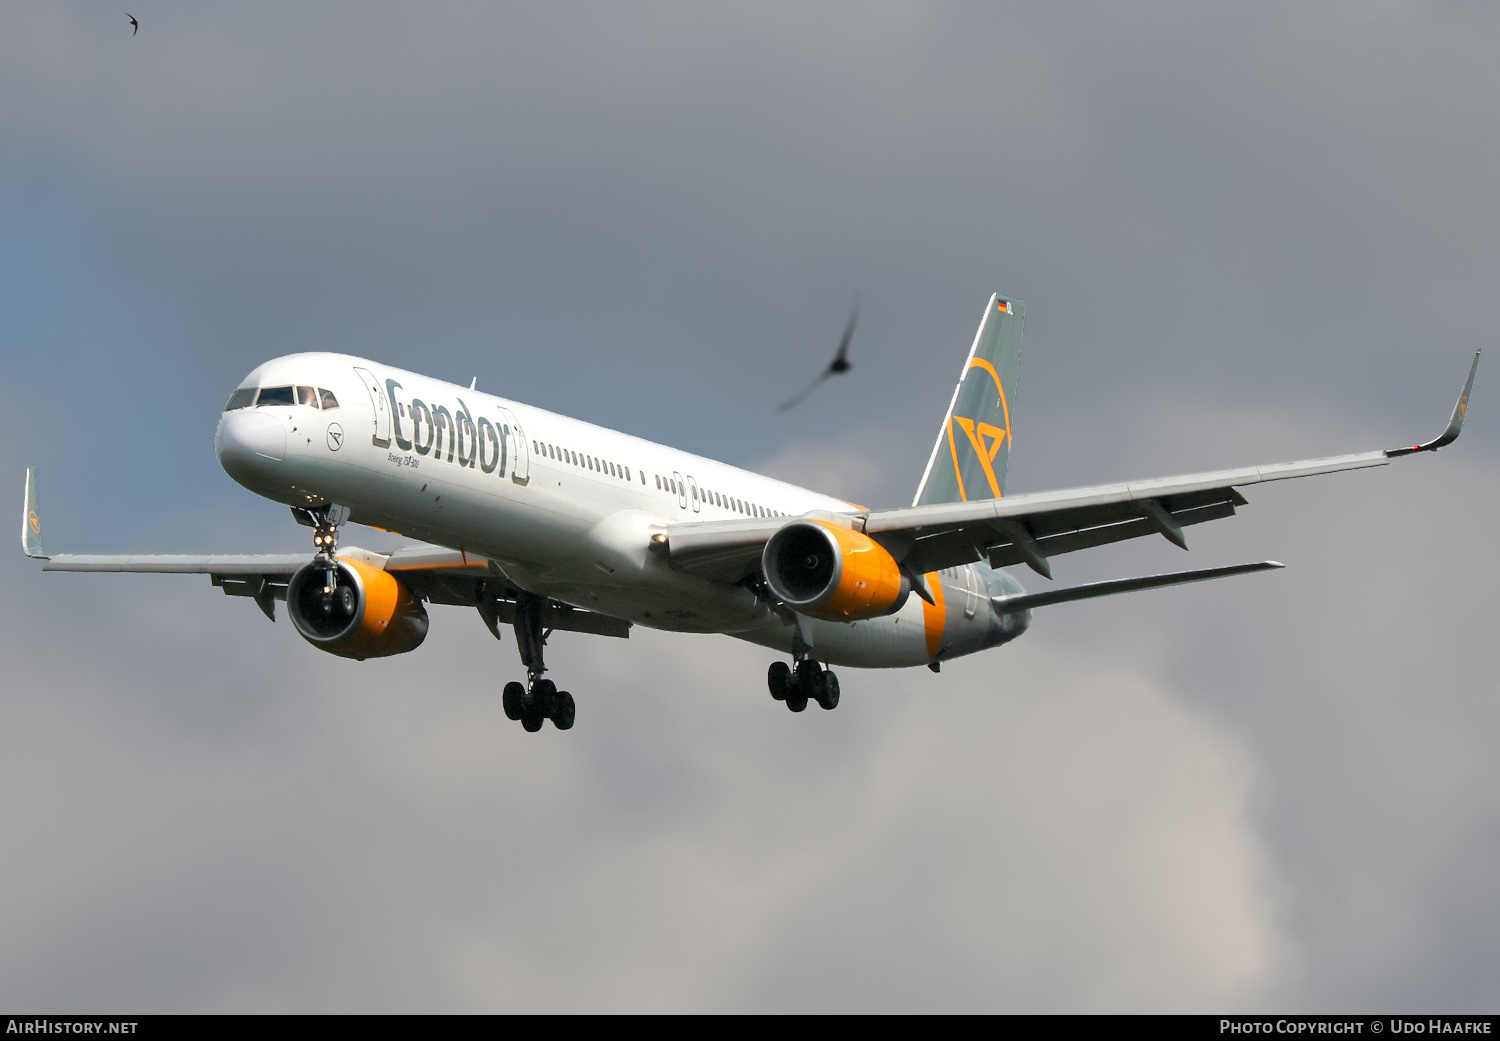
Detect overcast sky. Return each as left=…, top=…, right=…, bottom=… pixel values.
left=3, top=1, right=1498, bottom=1012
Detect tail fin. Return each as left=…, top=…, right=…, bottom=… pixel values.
left=913, top=293, right=1025, bottom=506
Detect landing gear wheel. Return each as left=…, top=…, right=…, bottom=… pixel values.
left=552, top=691, right=576, bottom=730
left=502, top=681, right=526, bottom=721
left=767, top=661, right=791, bottom=701
left=795, top=660, right=824, bottom=702
left=336, top=585, right=356, bottom=616
left=816, top=669, right=840, bottom=711
left=533, top=678, right=557, bottom=709
left=521, top=678, right=556, bottom=733
left=785, top=692, right=808, bottom=712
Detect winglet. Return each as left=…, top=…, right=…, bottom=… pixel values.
left=1388, top=350, right=1481, bottom=457
left=22, top=467, right=47, bottom=559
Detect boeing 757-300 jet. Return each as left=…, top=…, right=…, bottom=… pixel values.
left=21, top=296, right=1481, bottom=732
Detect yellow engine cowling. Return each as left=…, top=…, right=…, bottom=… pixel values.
left=286, top=556, right=429, bottom=660
left=762, top=519, right=911, bottom=621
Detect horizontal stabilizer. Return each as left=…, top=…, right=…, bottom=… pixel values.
left=992, top=560, right=1283, bottom=612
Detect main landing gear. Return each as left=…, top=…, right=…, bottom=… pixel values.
left=500, top=592, right=575, bottom=732
left=767, top=658, right=840, bottom=712
left=502, top=679, right=574, bottom=732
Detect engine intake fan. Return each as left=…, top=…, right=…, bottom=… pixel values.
left=287, top=556, right=428, bottom=660
left=762, top=520, right=910, bottom=622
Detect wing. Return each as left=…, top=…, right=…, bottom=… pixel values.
left=24, top=475, right=628, bottom=637
left=867, top=448, right=1385, bottom=578
left=659, top=450, right=1379, bottom=582
left=662, top=351, right=1481, bottom=583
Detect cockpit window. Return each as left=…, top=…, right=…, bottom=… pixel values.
left=224, top=388, right=257, bottom=411
left=227, top=385, right=331, bottom=410
left=255, top=386, right=296, bottom=407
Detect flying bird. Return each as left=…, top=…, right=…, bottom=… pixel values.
left=126, top=13, right=138, bottom=35
left=777, top=297, right=859, bottom=413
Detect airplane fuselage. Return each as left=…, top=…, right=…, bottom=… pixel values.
left=215, top=353, right=1030, bottom=670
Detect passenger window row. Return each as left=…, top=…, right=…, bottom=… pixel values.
left=225, top=386, right=340, bottom=411
left=651, top=473, right=785, bottom=518
left=535, top=441, right=632, bottom=484
left=520, top=436, right=792, bottom=520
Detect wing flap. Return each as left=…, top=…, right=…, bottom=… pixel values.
left=986, top=499, right=1239, bottom=571
left=658, top=516, right=788, bottom=582
left=499, top=599, right=631, bottom=639
left=471, top=592, right=629, bottom=638
left=670, top=545, right=765, bottom=582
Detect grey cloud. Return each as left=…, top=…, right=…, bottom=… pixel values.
left=0, top=540, right=1277, bottom=1012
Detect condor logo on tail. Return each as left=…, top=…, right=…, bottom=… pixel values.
left=946, top=356, right=1013, bottom=501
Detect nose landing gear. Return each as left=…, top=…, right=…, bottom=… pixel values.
left=302, top=503, right=352, bottom=617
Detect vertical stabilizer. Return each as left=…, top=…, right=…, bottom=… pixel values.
left=913, top=294, right=1025, bottom=506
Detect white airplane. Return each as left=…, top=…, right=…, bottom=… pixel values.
left=22, top=295, right=1481, bottom=732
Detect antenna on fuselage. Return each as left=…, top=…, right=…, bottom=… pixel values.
left=469, top=377, right=477, bottom=390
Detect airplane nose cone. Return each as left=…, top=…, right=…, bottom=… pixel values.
left=216, top=410, right=287, bottom=484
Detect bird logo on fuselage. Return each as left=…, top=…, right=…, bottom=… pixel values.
left=326, top=423, right=344, bottom=452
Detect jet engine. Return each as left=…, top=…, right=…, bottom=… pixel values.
left=762, top=519, right=911, bottom=622
left=286, top=556, right=429, bottom=660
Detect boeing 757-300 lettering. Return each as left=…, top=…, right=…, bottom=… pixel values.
left=21, top=295, right=1481, bottom=732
